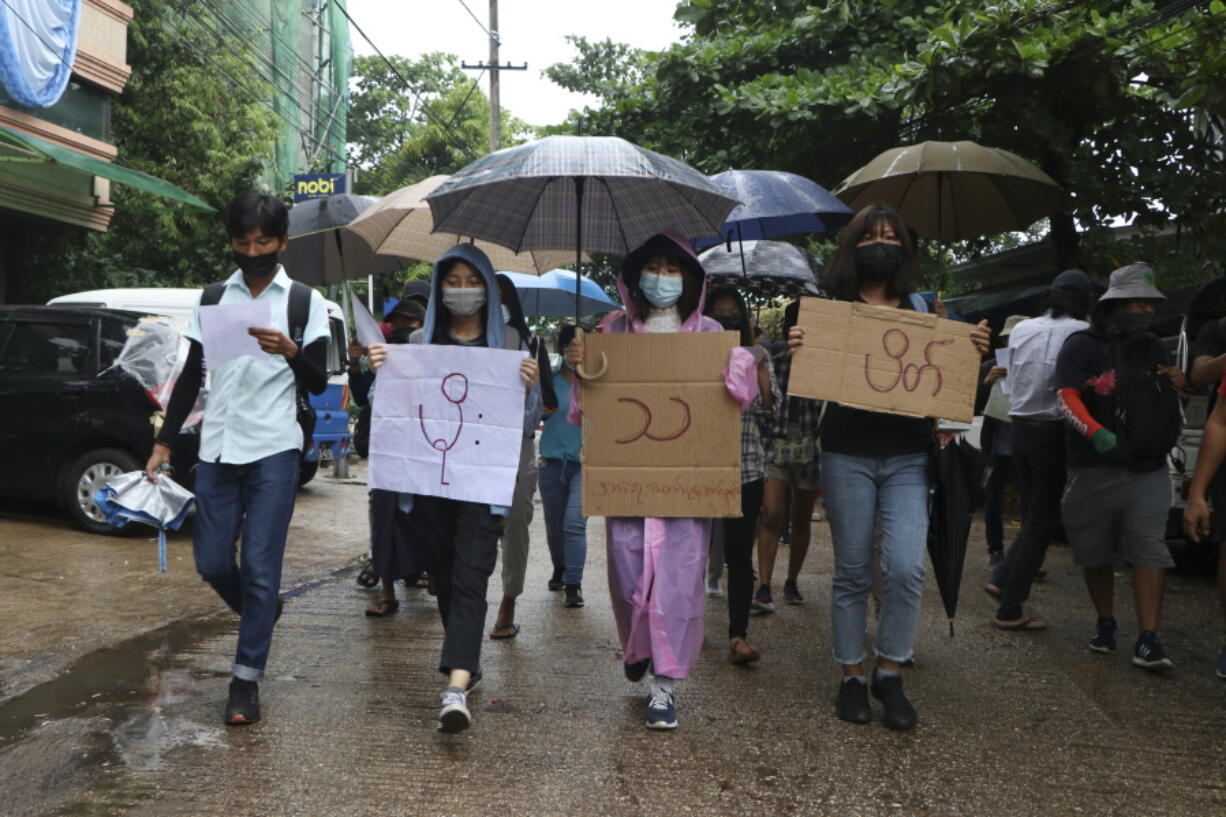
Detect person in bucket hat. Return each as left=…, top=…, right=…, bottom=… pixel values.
left=1056, top=262, right=1184, bottom=671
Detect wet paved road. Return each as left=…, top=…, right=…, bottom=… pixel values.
left=2, top=462, right=1226, bottom=816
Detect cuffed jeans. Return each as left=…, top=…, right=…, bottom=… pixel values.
left=993, top=422, right=1065, bottom=620
left=539, top=458, right=586, bottom=586
left=192, top=449, right=299, bottom=681
left=822, top=451, right=929, bottom=665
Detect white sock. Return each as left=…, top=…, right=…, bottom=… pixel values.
left=649, top=675, right=675, bottom=697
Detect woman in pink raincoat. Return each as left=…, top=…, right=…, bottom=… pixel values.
left=567, top=231, right=758, bottom=730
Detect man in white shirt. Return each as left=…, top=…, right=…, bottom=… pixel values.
left=989, top=269, right=1092, bottom=631
left=145, top=192, right=329, bottom=725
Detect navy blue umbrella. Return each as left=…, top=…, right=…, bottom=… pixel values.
left=693, top=169, right=853, bottom=250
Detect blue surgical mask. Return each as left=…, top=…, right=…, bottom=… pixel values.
left=639, top=271, right=683, bottom=308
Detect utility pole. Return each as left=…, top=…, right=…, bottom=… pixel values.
left=461, top=0, right=526, bottom=153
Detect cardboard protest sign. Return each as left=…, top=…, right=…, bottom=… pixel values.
left=580, top=331, right=742, bottom=518
left=788, top=298, right=980, bottom=423
left=369, top=345, right=526, bottom=506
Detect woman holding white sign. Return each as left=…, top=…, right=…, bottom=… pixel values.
left=568, top=231, right=760, bottom=730
left=787, top=205, right=990, bottom=732
left=368, top=244, right=540, bottom=734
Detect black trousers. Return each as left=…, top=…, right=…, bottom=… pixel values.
left=993, top=422, right=1066, bottom=620
left=411, top=495, right=500, bottom=675
left=721, top=479, right=765, bottom=640
left=369, top=489, right=423, bottom=581
left=983, top=454, right=1014, bottom=554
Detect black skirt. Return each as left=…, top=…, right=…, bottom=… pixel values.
left=369, top=489, right=424, bottom=580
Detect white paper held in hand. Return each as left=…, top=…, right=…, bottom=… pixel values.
left=349, top=289, right=385, bottom=348
left=198, top=301, right=273, bottom=368
left=995, top=348, right=1012, bottom=396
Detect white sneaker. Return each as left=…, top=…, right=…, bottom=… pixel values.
left=645, top=689, right=678, bottom=730
left=438, top=686, right=470, bottom=732
left=706, top=576, right=724, bottom=598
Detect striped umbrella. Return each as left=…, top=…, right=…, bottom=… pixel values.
left=424, top=135, right=739, bottom=320
left=343, top=175, right=580, bottom=275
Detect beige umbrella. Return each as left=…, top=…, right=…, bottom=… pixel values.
left=344, top=175, right=584, bottom=275
left=833, top=141, right=1062, bottom=241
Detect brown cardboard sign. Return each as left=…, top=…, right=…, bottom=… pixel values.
left=580, top=331, right=742, bottom=518
left=788, top=298, right=980, bottom=423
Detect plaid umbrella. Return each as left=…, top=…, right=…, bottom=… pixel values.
left=424, top=135, right=739, bottom=320
left=698, top=240, right=823, bottom=299
left=693, top=169, right=853, bottom=249
left=344, top=175, right=581, bottom=276
left=281, top=194, right=412, bottom=286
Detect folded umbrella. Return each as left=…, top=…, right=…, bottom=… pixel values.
left=95, top=471, right=195, bottom=573
left=926, top=435, right=984, bottom=635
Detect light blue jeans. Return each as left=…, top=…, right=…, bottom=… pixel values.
left=538, top=458, right=587, bottom=586
left=822, top=451, right=929, bottom=665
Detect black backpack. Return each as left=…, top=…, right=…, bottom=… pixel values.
left=1083, top=328, right=1182, bottom=472
left=200, top=280, right=317, bottom=447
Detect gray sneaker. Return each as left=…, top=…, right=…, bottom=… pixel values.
left=438, top=686, right=471, bottom=732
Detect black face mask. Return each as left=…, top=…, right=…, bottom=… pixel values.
left=854, top=242, right=904, bottom=281
left=233, top=250, right=279, bottom=278
left=1104, top=312, right=1154, bottom=336
left=1050, top=289, right=1091, bottom=319
left=714, top=313, right=744, bottom=332
left=389, top=327, right=414, bottom=344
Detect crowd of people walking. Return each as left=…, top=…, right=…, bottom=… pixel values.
left=144, top=191, right=1226, bottom=737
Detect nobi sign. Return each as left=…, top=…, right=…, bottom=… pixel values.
left=293, top=173, right=346, bottom=202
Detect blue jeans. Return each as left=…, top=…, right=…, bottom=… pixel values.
left=538, top=459, right=586, bottom=586
left=822, top=451, right=929, bottom=665
left=193, top=449, right=299, bottom=681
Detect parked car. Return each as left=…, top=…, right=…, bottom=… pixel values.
left=48, top=287, right=352, bottom=486
left=0, top=305, right=199, bottom=533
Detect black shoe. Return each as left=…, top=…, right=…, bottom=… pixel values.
left=564, top=584, right=585, bottom=608
left=224, top=678, right=260, bottom=726
left=836, top=678, right=871, bottom=724
left=987, top=550, right=1004, bottom=568
left=624, top=658, right=650, bottom=683
left=1089, top=616, right=1117, bottom=653
left=871, top=673, right=917, bottom=732
left=1133, top=631, right=1175, bottom=671
left=548, top=568, right=564, bottom=592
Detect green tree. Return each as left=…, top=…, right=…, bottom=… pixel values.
left=548, top=0, right=1226, bottom=286
left=347, top=53, right=530, bottom=195
left=20, top=0, right=280, bottom=301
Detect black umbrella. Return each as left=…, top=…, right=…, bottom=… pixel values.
left=927, top=436, right=984, bottom=636
left=281, top=194, right=410, bottom=286
left=697, top=240, right=824, bottom=299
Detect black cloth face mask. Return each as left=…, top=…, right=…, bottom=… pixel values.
left=714, top=314, right=744, bottom=332
left=233, top=250, right=279, bottom=278
left=389, top=327, right=414, bottom=344
left=854, top=242, right=904, bottom=281
left=1104, top=312, right=1154, bottom=336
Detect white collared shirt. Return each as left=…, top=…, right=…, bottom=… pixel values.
left=185, top=267, right=329, bottom=465
left=1007, top=310, right=1089, bottom=420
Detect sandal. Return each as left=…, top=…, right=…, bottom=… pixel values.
left=994, top=616, right=1047, bottom=631
left=357, top=562, right=379, bottom=588
left=365, top=598, right=400, bottom=617
left=489, top=623, right=520, bottom=640
left=405, top=572, right=431, bottom=589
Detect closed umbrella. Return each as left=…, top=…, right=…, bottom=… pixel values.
left=498, top=270, right=619, bottom=317
left=281, top=194, right=411, bottom=286
left=697, top=240, right=823, bottom=299
left=95, top=472, right=195, bottom=573
left=344, top=175, right=582, bottom=276
left=833, top=140, right=1062, bottom=241
left=926, top=436, right=984, bottom=635
left=693, top=169, right=853, bottom=249
left=424, top=135, right=739, bottom=321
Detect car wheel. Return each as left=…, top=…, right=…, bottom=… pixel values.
left=62, top=447, right=141, bottom=535
left=298, top=459, right=319, bottom=488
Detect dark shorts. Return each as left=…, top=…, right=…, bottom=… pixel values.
left=1061, top=466, right=1174, bottom=569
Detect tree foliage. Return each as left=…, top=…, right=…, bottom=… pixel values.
left=548, top=0, right=1226, bottom=288
left=347, top=53, right=529, bottom=195
left=20, top=0, right=280, bottom=302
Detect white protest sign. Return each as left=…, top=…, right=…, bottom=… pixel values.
left=368, top=344, right=526, bottom=506
left=349, top=287, right=385, bottom=348
left=198, top=301, right=272, bottom=368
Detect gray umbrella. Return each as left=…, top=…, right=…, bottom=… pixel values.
left=698, top=240, right=823, bottom=299
left=424, top=135, right=739, bottom=321
left=281, top=194, right=411, bottom=286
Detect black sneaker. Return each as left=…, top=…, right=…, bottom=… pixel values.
left=1089, top=616, right=1117, bottom=653
left=836, top=678, right=871, bottom=725
left=987, top=550, right=1004, bottom=568
left=1133, top=631, right=1175, bottom=671
left=224, top=678, right=260, bottom=726
left=548, top=568, right=564, bottom=592
left=871, top=672, right=917, bottom=731
left=624, top=657, right=650, bottom=683
left=564, top=584, right=585, bottom=608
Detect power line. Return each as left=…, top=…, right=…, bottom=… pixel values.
left=455, top=0, right=500, bottom=44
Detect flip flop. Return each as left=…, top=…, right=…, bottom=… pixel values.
left=994, top=617, right=1047, bottom=631
left=983, top=584, right=1002, bottom=601
left=357, top=562, right=379, bottom=588
left=365, top=598, right=400, bottom=618
left=489, top=623, right=521, bottom=640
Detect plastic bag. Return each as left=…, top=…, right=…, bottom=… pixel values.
left=104, top=315, right=206, bottom=432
